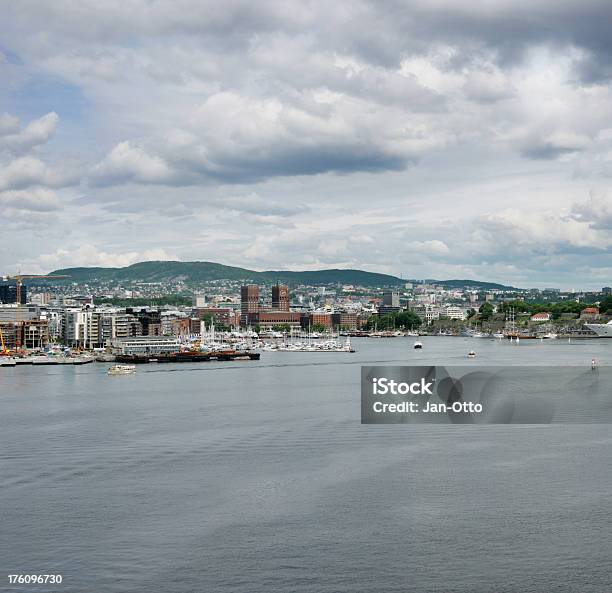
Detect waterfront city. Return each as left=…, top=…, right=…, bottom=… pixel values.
left=2, top=265, right=612, bottom=365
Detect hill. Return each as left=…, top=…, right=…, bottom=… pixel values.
left=47, top=260, right=518, bottom=289
left=48, top=261, right=404, bottom=286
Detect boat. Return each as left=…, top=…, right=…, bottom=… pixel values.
left=262, top=337, right=355, bottom=353
left=107, top=364, right=136, bottom=375
left=584, top=320, right=612, bottom=337
left=0, top=356, right=16, bottom=367
left=541, top=332, right=558, bottom=339
left=414, top=341, right=423, bottom=349
left=493, top=332, right=505, bottom=339
left=31, top=354, right=56, bottom=365
left=468, top=350, right=476, bottom=358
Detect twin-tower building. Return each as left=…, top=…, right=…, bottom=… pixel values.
left=240, top=284, right=292, bottom=326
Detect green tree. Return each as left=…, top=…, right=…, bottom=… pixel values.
left=479, top=302, right=494, bottom=320
left=364, top=311, right=421, bottom=331
left=599, top=296, right=612, bottom=314
left=394, top=310, right=421, bottom=329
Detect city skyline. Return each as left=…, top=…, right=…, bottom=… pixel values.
left=3, top=1, right=612, bottom=289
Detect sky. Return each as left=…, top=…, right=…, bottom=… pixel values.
left=2, top=1, right=612, bottom=289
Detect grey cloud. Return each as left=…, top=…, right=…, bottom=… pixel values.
left=571, top=192, right=612, bottom=230
left=5, top=1, right=612, bottom=184
left=4, top=1, right=612, bottom=287
left=90, top=91, right=442, bottom=185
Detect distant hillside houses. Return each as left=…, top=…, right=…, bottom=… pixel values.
left=530, top=312, right=551, bottom=322
left=580, top=307, right=599, bottom=320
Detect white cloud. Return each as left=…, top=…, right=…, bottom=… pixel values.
left=91, top=141, right=176, bottom=185
left=0, top=156, right=74, bottom=191
left=38, top=246, right=178, bottom=270
left=0, top=113, right=20, bottom=136
left=406, top=239, right=450, bottom=256
left=0, top=112, right=58, bottom=153
left=0, top=188, right=62, bottom=211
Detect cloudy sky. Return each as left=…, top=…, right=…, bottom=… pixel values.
left=2, top=1, right=612, bottom=288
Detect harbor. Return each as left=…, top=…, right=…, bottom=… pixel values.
left=3, top=335, right=612, bottom=592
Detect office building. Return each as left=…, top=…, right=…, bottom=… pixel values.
left=272, top=284, right=290, bottom=311
left=240, top=285, right=259, bottom=324
left=0, top=281, right=26, bottom=304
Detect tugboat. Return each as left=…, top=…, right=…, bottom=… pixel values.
left=413, top=340, right=423, bottom=349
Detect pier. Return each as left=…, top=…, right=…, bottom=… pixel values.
left=115, top=350, right=260, bottom=364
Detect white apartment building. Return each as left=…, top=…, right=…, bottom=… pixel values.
left=62, top=308, right=142, bottom=348
left=110, top=336, right=180, bottom=355
left=445, top=306, right=468, bottom=321
left=413, top=304, right=440, bottom=324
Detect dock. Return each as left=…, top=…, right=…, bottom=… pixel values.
left=115, top=350, right=261, bottom=364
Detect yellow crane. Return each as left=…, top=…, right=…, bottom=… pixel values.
left=0, top=323, right=7, bottom=355
left=6, top=274, right=69, bottom=350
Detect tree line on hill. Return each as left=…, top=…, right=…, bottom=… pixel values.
left=488, top=298, right=612, bottom=320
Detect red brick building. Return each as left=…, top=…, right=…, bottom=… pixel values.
left=240, top=285, right=259, bottom=324
left=247, top=311, right=301, bottom=330
left=272, top=284, right=290, bottom=311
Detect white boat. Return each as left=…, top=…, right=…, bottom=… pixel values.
left=541, top=332, right=558, bottom=339
left=0, top=356, right=16, bottom=367
left=31, top=354, right=55, bottom=365
left=468, top=350, right=476, bottom=358
left=493, top=332, right=505, bottom=339
left=107, top=364, right=136, bottom=375
left=584, top=320, right=612, bottom=337
left=414, top=341, right=423, bottom=349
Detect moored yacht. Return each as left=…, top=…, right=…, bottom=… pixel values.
left=584, top=320, right=612, bottom=337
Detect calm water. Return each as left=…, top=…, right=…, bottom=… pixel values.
left=2, top=337, right=612, bottom=593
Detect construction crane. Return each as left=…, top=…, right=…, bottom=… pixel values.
left=5, top=274, right=69, bottom=350
left=0, top=324, right=7, bottom=355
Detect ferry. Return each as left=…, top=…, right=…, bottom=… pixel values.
left=107, top=364, right=136, bottom=375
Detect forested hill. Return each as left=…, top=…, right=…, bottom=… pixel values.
left=48, top=260, right=517, bottom=289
